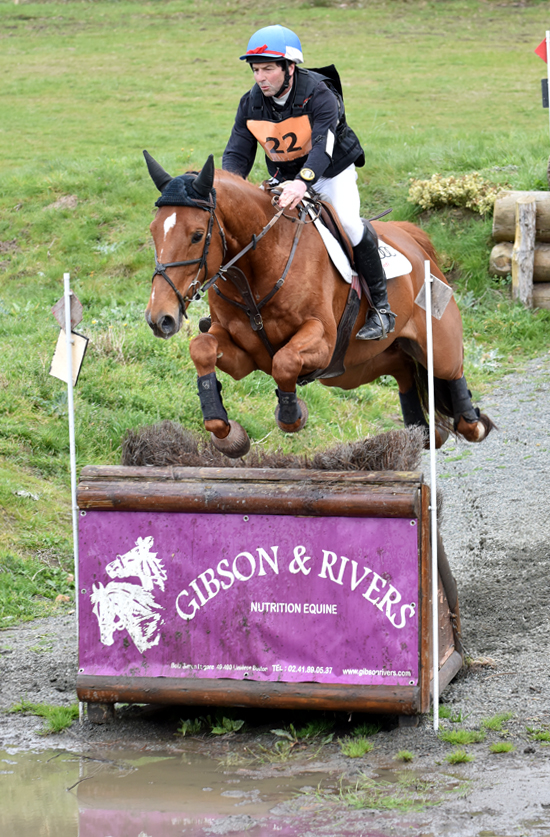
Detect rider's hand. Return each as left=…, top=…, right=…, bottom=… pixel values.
left=278, top=179, right=308, bottom=210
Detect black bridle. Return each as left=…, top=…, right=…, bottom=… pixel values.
left=151, top=194, right=227, bottom=320
left=151, top=190, right=312, bottom=331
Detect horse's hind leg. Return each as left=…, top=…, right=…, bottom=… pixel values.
left=448, top=375, right=496, bottom=442
left=367, top=343, right=449, bottom=447
left=399, top=384, right=449, bottom=449
left=189, top=331, right=253, bottom=458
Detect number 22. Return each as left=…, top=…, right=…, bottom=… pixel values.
left=265, top=132, right=302, bottom=154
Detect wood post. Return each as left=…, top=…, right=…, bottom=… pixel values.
left=511, top=196, right=536, bottom=308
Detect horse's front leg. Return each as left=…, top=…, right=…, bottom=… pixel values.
left=271, top=318, right=331, bottom=433
left=189, top=330, right=256, bottom=458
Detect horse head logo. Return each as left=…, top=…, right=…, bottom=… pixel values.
left=91, top=537, right=165, bottom=654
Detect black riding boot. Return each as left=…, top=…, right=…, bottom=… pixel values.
left=353, top=227, right=396, bottom=341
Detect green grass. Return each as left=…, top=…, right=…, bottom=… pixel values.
left=352, top=721, right=382, bottom=738
left=340, top=737, right=374, bottom=758
left=439, top=705, right=465, bottom=723
left=489, top=742, right=515, bottom=754
left=481, top=712, right=514, bottom=732
left=0, top=552, right=75, bottom=628
left=527, top=727, right=550, bottom=743
left=445, top=749, right=474, bottom=764
left=176, top=717, right=203, bottom=737
left=203, top=712, right=244, bottom=735
left=395, top=750, right=414, bottom=763
left=1, top=0, right=550, bottom=618
left=439, top=729, right=486, bottom=746
left=295, top=719, right=335, bottom=740
left=338, top=774, right=436, bottom=812
left=6, top=699, right=79, bottom=734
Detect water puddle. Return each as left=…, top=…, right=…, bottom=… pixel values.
left=3, top=748, right=550, bottom=836
left=0, top=748, right=336, bottom=836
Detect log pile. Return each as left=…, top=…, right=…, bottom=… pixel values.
left=490, top=190, right=550, bottom=309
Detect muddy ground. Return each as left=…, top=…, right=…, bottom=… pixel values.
left=1, top=357, right=550, bottom=835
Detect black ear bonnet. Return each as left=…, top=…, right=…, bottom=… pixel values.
left=143, top=151, right=216, bottom=211
left=154, top=175, right=216, bottom=210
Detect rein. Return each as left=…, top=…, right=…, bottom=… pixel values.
left=208, top=204, right=308, bottom=358
left=152, top=190, right=308, bottom=357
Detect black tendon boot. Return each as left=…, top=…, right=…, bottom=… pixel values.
left=354, top=227, right=396, bottom=340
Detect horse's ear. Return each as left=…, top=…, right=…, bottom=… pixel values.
left=193, top=155, right=215, bottom=198
left=143, top=150, right=172, bottom=192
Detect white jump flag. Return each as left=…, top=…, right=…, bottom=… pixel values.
left=49, top=329, right=89, bottom=386
left=50, top=285, right=88, bottom=385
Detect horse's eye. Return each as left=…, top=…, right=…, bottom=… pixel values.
left=192, top=231, right=204, bottom=244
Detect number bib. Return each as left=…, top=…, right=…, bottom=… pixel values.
left=246, top=115, right=312, bottom=162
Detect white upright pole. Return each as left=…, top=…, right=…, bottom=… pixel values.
left=424, top=260, right=439, bottom=731
left=63, top=274, right=79, bottom=612
left=63, top=273, right=82, bottom=722
left=63, top=274, right=78, bottom=568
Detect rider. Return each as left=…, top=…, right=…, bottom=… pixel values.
left=222, top=24, right=395, bottom=341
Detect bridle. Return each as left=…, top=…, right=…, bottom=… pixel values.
left=151, top=194, right=227, bottom=320
left=151, top=188, right=317, bottom=333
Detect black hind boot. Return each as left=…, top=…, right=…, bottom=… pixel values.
left=354, top=227, right=396, bottom=341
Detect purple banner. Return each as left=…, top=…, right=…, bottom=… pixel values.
left=79, top=511, right=419, bottom=687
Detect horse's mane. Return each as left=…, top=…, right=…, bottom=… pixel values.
left=213, top=169, right=274, bottom=209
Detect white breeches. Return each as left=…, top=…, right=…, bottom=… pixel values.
left=315, top=164, right=364, bottom=247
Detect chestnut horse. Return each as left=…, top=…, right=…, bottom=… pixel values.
left=144, top=152, right=494, bottom=458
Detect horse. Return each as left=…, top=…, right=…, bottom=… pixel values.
left=106, top=536, right=167, bottom=593
left=143, top=152, right=494, bottom=458
left=90, top=580, right=164, bottom=655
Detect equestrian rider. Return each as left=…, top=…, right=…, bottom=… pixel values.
left=222, top=24, right=395, bottom=341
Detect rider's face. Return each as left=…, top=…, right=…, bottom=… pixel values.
left=251, top=62, right=294, bottom=97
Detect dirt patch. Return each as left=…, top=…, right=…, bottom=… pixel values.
left=44, top=195, right=78, bottom=211
left=0, top=239, right=19, bottom=254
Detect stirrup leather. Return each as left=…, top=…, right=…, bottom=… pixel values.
left=357, top=307, right=396, bottom=341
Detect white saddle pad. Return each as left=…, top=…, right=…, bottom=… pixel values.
left=310, top=211, right=413, bottom=284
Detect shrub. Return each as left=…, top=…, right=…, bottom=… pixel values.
left=408, top=172, right=505, bottom=215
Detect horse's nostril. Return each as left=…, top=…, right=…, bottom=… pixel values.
left=159, top=315, right=176, bottom=334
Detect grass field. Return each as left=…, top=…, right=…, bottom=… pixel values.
left=1, top=0, right=550, bottom=621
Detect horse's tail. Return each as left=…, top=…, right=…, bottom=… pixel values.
left=393, top=221, right=439, bottom=265
left=410, top=359, right=496, bottom=440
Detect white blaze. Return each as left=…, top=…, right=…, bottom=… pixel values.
left=163, top=212, right=176, bottom=239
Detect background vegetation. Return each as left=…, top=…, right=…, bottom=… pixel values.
left=1, top=0, right=550, bottom=622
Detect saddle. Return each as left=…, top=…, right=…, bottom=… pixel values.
left=264, top=181, right=412, bottom=291
left=312, top=198, right=377, bottom=306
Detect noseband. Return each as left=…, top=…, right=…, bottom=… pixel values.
left=152, top=194, right=227, bottom=320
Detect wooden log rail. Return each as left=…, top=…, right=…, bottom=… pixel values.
left=490, top=190, right=550, bottom=309
left=77, top=465, right=424, bottom=519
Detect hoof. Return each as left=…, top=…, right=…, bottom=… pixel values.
left=210, top=420, right=250, bottom=459
left=456, top=414, right=495, bottom=443
left=275, top=398, right=309, bottom=433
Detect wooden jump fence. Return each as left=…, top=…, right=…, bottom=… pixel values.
left=490, top=190, right=550, bottom=309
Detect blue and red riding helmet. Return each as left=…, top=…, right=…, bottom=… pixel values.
left=240, top=25, right=304, bottom=64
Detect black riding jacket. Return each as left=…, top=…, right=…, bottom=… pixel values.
left=222, top=66, right=365, bottom=186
